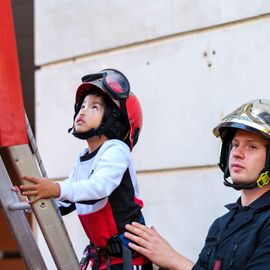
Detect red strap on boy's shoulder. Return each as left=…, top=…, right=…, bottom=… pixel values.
left=0, top=0, right=28, bottom=147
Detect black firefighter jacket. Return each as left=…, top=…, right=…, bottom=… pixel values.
left=193, top=190, right=270, bottom=270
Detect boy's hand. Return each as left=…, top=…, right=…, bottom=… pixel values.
left=20, top=176, right=60, bottom=204
left=12, top=186, right=28, bottom=202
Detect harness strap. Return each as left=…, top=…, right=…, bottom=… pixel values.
left=80, top=213, right=144, bottom=269
left=80, top=242, right=133, bottom=270
left=122, top=243, right=132, bottom=270
left=80, top=244, right=99, bottom=270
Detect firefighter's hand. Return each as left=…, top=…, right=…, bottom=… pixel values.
left=20, top=176, right=60, bottom=204
left=124, top=222, right=194, bottom=270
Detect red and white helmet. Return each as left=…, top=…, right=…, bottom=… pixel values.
left=72, top=68, right=143, bottom=150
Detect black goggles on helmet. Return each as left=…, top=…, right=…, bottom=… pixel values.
left=81, top=68, right=130, bottom=100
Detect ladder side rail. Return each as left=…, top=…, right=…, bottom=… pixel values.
left=25, top=113, right=47, bottom=178
left=25, top=113, right=62, bottom=214
left=0, top=156, right=47, bottom=270
left=25, top=113, right=80, bottom=269
left=6, top=145, right=80, bottom=270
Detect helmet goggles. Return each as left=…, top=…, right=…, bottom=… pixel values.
left=80, top=68, right=130, bottom=101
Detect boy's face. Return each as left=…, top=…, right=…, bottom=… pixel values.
left=229, top=129, right=268, bottom=186
left=74, top=94, right=104, bottom=134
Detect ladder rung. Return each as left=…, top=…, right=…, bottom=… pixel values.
left=8, top=202, right=32, bottom=211
left=0, top=250, right=21, bottom=259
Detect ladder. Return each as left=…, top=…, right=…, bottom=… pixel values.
left=0, top=132, right=80, bottom=270
left=0, top=155, right=47, bottom=270
left=0, top=1, right=80, bottom=269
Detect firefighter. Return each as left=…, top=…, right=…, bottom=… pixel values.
left=125, top=99, right=270, bottom=270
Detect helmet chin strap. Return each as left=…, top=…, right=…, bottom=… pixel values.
left=69, top=111, right=128, bottom=141
left=72, top=127, right=101, bottom=140
left=223, top=167, right=270, bottom=190
left=224, top=176, right=260, bottom=190
left=68, top=121, right=102, bottom=140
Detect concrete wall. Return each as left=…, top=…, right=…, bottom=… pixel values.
left=34, top=1, right=270, bottom=268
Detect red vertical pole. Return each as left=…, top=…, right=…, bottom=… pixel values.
left=0, top=0, right=28, bottom=147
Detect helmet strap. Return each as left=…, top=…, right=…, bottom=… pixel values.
left=69, top=109, right=128, bottom=141
left=223, top=176, right=258, bottom=190
left=72, top=127, right=101, bottom=140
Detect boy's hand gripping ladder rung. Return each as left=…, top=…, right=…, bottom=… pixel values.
left=2, top=113, right=80, bottom=269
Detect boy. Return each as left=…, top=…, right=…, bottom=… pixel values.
left=125, top=99, right=270, bottom=270
left=19, top=69, right=152, bottom=270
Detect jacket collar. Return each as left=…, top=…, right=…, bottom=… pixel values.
left=225, top=190, right=270, bottom=212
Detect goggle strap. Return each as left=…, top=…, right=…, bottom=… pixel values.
left=81, top=73, right=103, bottom=82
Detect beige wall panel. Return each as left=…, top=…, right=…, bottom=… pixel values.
left=35, top=0, right=270, bottom=65
left=36, top=18, right=270, bottom=178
